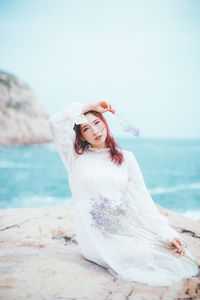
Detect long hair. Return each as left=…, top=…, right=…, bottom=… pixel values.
left=73, top=110, right=124, bottom=166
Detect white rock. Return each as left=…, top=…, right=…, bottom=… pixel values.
left=0, top=205, right=199, bottom=299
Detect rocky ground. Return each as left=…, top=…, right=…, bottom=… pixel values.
left=0, top=204, right=200, bottom=300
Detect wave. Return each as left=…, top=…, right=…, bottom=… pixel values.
left=149, top=182, right=200, bottom=195
left=0, top=161, right=30, bottom=169
left=179, top=210, right=200, bottom=221
left=1, top=195, right=200, bottom=221
left=40, top=143, right=56, bottom=151
left=0, top=195, right=73, bottom=209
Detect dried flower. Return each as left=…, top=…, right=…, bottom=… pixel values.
left=115, top=113, right=140, bottom=137
left=89, top=195, right=200, bottom=267
left=89, top=195, right=146, bottom=236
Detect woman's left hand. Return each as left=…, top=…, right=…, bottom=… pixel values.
left=93, top=101, right=116, bottom=115
left=170, top=237, right=186, bottom=257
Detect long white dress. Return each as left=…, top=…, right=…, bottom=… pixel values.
left=48, top=102, right=199, bottom=287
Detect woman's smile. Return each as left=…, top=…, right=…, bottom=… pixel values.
left=95, top=135, right=102, bottom=140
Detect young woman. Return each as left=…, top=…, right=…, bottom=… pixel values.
left=48, top=100, right=199, bottom=286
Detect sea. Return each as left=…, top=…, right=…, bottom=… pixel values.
left=0, top=137, right=200, bottom=220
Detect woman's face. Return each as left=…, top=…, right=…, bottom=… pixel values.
left=80, top=112, right=107, bottom=148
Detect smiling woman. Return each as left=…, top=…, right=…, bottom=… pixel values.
left=48, top=100, right=199, bottom=287
left=79, top=113, right=107, bottom=148
left=72, top=102, right=124, bottom=166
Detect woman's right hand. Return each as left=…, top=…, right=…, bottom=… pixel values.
left=170, top=237, right=186, bottom=257
left=93, top=101, right=116, bottom=115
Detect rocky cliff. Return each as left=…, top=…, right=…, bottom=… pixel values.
left=0, top=70, right=52, bottom=146
left=0, top=204, right=199, bottom=299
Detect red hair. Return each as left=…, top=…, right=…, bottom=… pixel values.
left=73, top=110, right=124, bottom=166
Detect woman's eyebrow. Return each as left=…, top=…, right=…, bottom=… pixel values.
left=82, top=119, right=99, bottom=129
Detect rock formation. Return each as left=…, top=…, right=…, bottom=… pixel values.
left=0, top=70, right=52, bottom=146
left=0, top=204, right=199, bottom=299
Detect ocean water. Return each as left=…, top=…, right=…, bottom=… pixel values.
left=0, top=138, right=200, bottom=220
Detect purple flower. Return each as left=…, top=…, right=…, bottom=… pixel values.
left=116, top=113, right=140, bottom=137
left=89, top=195, right=131, bottom=235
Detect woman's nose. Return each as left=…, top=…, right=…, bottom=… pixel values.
left=92, top=126, right=99, bottom=134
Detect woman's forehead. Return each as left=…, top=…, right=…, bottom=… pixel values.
left=81, top=113, right=100, bottom=125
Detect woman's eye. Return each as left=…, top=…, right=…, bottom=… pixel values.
left=83, top=121, right=100, bottom=132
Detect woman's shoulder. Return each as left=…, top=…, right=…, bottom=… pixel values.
left=121, top=149, right=135, bottom=161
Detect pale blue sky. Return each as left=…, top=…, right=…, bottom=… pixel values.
left=0, top=0, right=199, bottom=138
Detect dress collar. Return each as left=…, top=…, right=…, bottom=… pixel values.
left=85, top=144, right=110, bottom=152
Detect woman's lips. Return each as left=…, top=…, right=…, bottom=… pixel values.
left=95, top=135, right=102, bottom=140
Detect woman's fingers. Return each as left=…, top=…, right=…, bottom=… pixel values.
left=108, top=104, right=116, bottom=114
left=172, top=238, right=183, bottom=250
left=172, top=248, right=179, bottom=253
left=99, top=101, right=116, bottom=114
left=177, top=239, right=183, bottom=247
left=172, top=248, right=184, bottom=256
left=177, top=239, right=184, bottom=253
left=172, top=240, right=180, bottom=250
left=105, top=103, right=116, bottom=114
left=170, top=237, right=187, bottom=256
left=178, top=248, right=185, bottom=256
left=180, top=249, right=185, bottom=256
left=100, top=101, right=109, bottom=109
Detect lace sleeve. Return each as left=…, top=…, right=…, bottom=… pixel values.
left=48, top=102, right=88, bottom=172
left=126, top=151, right=180, bottom=243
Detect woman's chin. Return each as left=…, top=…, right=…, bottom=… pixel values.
left=92, top=140, right=106, bottom=148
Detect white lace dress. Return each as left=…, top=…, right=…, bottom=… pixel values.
left=48, top=102, right=199, bottom=286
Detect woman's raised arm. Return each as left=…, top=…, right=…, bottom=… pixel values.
left=48, top=100, right=115, bottom=172
left=48, top=102, right=95, bottom=172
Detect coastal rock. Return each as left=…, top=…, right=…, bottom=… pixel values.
left=0, top=70, right=52, bottom=146
left=0, top=205, right=199, bottom=300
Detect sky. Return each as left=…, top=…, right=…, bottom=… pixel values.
left=0, top=0, right=199, bottom=138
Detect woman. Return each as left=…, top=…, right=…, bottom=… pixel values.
left=48, top=100, right=199, bottom=286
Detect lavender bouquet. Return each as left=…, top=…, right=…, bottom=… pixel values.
left=89, top=195, right=159, bottom=241
left=115, top=112, right=140, bottom=137
left=89, top=195, right=200, bottom=267
left=89, top=195, right=129, bottom=235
